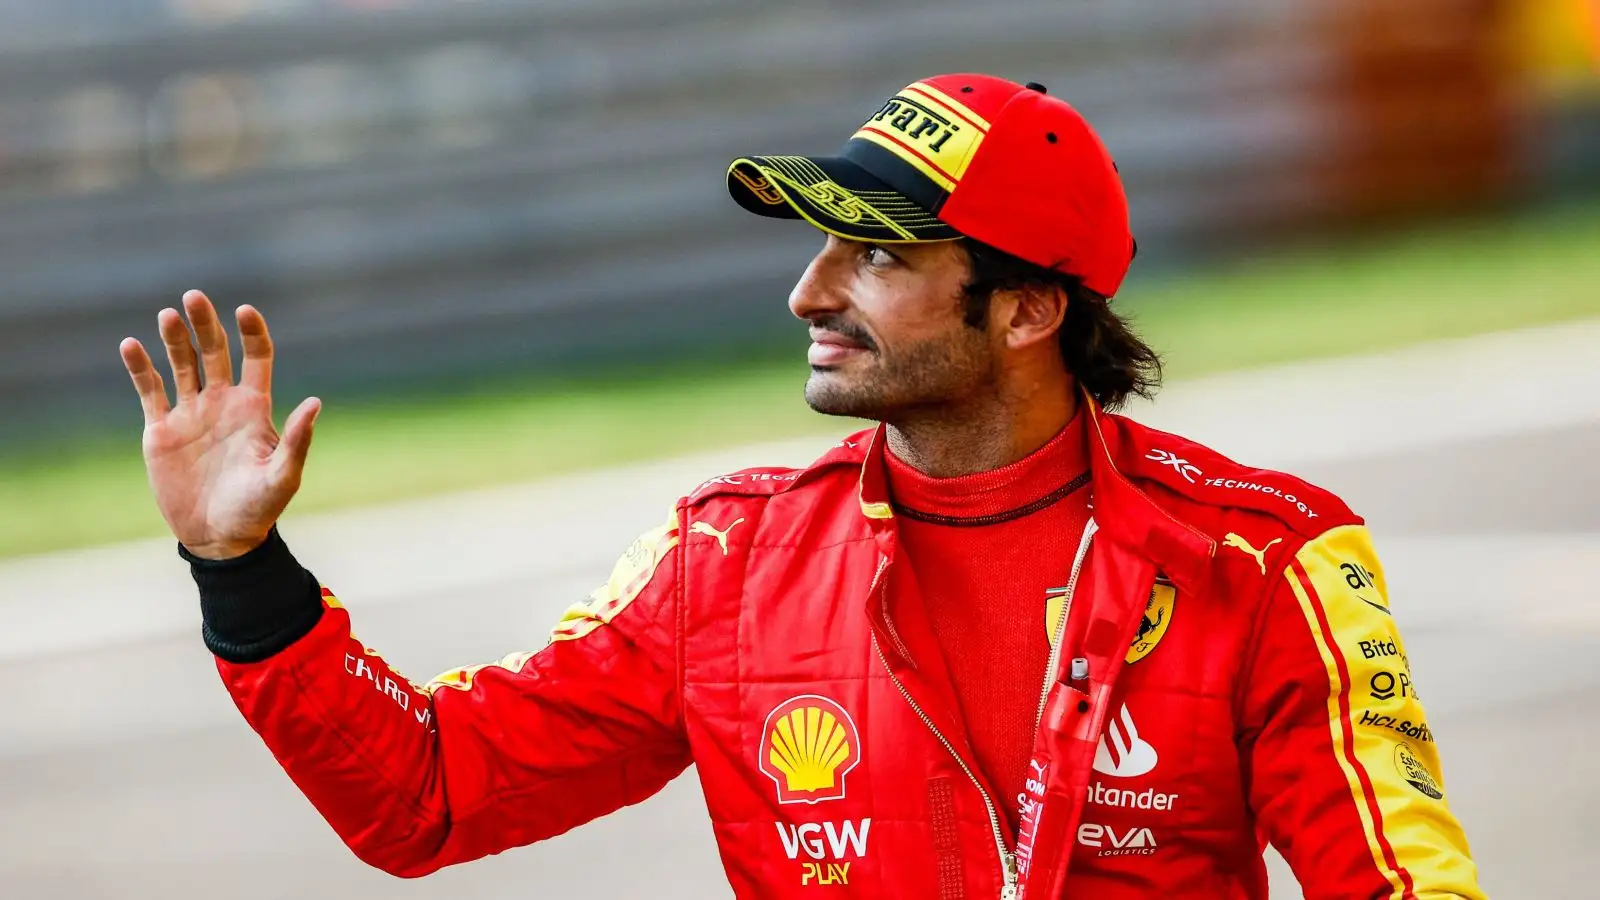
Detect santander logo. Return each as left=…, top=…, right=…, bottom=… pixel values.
left=1093, top=704, right=1158, bottom=778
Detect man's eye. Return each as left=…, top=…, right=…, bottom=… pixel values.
left=863, top=244, right=897, bottom=267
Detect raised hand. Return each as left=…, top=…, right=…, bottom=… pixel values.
left=120, top=290, right=321, bottom=560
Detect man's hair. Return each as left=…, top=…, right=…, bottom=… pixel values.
left=959, top=238, right=1161, bottom=411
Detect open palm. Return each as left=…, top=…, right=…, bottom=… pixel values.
left=120, top=291, right=321, bottom=560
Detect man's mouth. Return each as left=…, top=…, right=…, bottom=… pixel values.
left=808, top=329, right=871, bottom=368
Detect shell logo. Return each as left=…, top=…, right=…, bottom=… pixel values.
left=759, top=695, right=861, bottom=804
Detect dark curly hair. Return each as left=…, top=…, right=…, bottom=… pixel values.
left=959, top=238, right=1162, bottom=411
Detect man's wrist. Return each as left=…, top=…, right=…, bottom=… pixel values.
left=181, top=525, right=325, bottom=663
left=180, top=531, right=273, bottom=562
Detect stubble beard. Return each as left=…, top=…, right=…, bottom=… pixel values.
left=803, top=329, right=993, bottom=422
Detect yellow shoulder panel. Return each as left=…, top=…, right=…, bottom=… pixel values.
left=549, top=507, right=681, bottom=643
left=421, top=509, right=680, bottom=695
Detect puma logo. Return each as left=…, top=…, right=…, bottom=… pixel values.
left=1223, top=533, right=1282, bottom=575
left=689, top=518, right=745, bottom=555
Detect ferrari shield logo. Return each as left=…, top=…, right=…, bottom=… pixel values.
left=1127, top=579, right=1176, bottom=664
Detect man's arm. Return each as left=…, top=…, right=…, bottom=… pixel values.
left=192, top=511, right=690, bottom=877
left=120, top=293, right=690, bottom=874
left=1239, top=523, right=1485, bottom=899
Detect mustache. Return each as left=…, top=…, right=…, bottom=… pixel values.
left=810, top=315, right=878, bottom=352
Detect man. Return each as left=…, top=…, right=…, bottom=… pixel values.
left=120, top=74, right=1485, bottom=898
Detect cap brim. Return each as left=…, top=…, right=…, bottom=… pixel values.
left=728, top=155, right=960, bottom=244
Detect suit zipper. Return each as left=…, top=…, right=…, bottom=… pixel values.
left=1035, top=519, right=1099, bottom=732
left=869, top=555, right=1017, bottom=898
left=874, top=635, right=1017, bottom=899
left=872, top=517, right=1096, bottom=900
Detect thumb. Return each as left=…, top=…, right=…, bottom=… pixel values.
left=272, top=396, right=322, bottom=484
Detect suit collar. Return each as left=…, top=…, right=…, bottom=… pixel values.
left=855, top=394, right=1215, bottom=590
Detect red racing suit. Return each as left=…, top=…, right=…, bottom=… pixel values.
left=209, top=401, right=1485, bottom=898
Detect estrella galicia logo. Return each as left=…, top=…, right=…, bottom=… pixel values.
left=1394, top=742, right=1444, bottom=799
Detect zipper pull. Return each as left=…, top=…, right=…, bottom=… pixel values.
left=1000, top=851, right=1019, bottom=900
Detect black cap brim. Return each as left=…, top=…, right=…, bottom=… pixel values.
left=727, top=155, right=959, bottom=244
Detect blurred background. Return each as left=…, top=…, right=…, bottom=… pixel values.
left=1, top=0, right=1597, bottom=444
left=1, top=0, right=1598, bottom=898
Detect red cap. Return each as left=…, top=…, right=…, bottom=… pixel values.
left=728, top=73, right=1134, bottom=297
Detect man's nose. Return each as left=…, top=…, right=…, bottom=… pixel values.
left=787, top=244, right=849, bottom=322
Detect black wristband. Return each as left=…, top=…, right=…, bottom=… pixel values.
left=180, top=526, right=325, bottom=663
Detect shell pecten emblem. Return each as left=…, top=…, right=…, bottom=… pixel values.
left=759, top=695, right=861, bottom=804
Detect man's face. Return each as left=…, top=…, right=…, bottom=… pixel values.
left=788, top=236, right=995, bottom=420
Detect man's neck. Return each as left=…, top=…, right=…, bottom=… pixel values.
left=885, top=373, right=1079, bottom=479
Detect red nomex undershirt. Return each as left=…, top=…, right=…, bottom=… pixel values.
left=885, top=414, right=1092, bottom=833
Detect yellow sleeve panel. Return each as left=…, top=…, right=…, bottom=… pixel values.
left=1280, top=524, right=1486, bottom=899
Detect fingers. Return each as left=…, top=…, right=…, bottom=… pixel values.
left=271, top=396, right=322, bottom=488
left=158, top=307, right=201, bottom=400
left=119, top=337, right=171, bottom=423
left=183, top=290, right=234, bottom=390
left=236, top=304, right=273, bottom=395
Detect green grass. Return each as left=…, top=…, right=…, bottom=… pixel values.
left=1134, top=206, right=1600, bottom=378
left=4, top=205, right=1599, bottom=559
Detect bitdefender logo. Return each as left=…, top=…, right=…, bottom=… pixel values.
left=1093, top=704, right=1158, bottom=778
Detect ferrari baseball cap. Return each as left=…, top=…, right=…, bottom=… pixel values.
left=727, top=73, right=1134, bottom=297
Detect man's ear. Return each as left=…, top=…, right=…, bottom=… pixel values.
left=1001, top=283, right=1069, bottom=351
